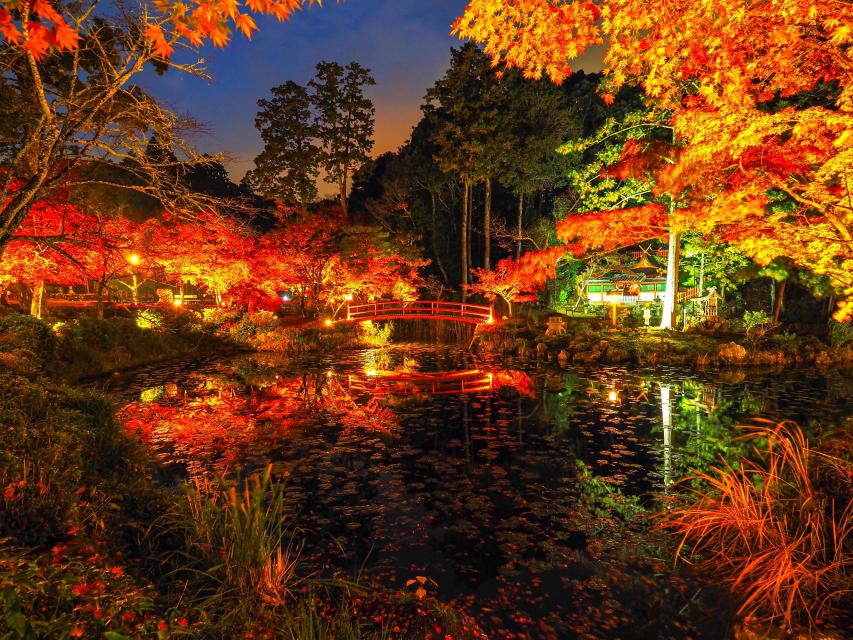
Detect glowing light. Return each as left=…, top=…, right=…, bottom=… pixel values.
left=324, top=318, right=333, bottom=327
left=365, top=368, right=377, bottom=377
left=281, top=293, right=291, bottom=302
left=326, top=370, right=334, bottom=378
left=344, top=293, right=354, bottom=301
left=608, top=389, right=619, bottom=403
left=128, top=253, right=140, bottom=265
left=173, top=298, right=183, bottom=307
left=486, top=315, right=495, bottom=324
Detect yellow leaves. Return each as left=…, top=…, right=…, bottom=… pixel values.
left=828, top=22, right=851, bottom=46
left=834, top=129, right=852, bottom=149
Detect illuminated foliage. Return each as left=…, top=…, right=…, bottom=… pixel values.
left=0, top=0, right=318, bottom=60
left=468, top=245, right=567, bottom=315
left=456, top=0, right=853, bottom=318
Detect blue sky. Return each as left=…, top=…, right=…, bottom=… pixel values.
left=142, top=1, right=602, bottom=193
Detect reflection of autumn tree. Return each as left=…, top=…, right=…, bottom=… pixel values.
left=121, top=370, right=402, bottom=479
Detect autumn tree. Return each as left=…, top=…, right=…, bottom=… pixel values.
left=455, top=0, right=853, bottom=320
left=245, top=81, right=320, bottom=212
left=468, top=246, right=566, bottom=316
left=309, top=61, right=376, bottom=216
left=0, top=0, right=318, bottom=257
left=144, top=213, right=254, bottom=306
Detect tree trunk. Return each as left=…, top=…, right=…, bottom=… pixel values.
left=698, top=252, right=705, bottom=295
left=516, top=192, right=524, bottom=260
left=95, top=281, right=106, bottom=319
left=772, top=278, right=787, bottom=324
left=30, top=280, right=47, bottom=319
left=461, top=180, right=469, bottom=299
left=660, top=384, right=673, bottom=490
left=467, top=181, right=473, bottom=275
left=659, top=228, right=681, bottom=330
left=484, top=177, right=491, bottom=270
left=430, top=190, right=449, bottom=284
left=338, top=173, right=348, bottom=216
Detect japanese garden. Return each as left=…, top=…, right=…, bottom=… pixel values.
left=0, top=1, right=851, bottom=639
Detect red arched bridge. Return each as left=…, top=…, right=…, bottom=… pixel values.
left=341, top=300, right=494, bottom=325
left=348, top=370, right=493, bottom=396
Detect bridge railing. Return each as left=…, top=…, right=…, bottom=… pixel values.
left=345, top=300, right=493, bottom=323
left=347, top=370, right=493, bottom=396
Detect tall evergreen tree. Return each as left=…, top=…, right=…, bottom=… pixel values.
left=423, top=44, right=507, bottom=291
left=244, top=81, right=319, bottom=212
left=309, top=61, right=376, bottom=215
left=499, top=74, right=574, bottom=258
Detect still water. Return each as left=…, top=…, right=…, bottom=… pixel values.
left=106, top=344, right=852, bottom=639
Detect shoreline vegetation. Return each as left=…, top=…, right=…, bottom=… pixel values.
left=1, top=310, right=850, bottom=638
left=0, top=310, right=489, bottom=639
left=475, top=315, right=853, bottom=371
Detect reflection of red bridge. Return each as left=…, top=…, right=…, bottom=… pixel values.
left=348, top=370, right=494, bottom=396
left=345, top=300, right=494, bottom=325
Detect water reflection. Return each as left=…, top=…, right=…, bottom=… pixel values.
left=108, top=345, right=852, bottom=639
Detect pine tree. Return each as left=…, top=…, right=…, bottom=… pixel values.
left=309, top=61, right=376, bottom=215
left=245, top=81, right=319, bottom=211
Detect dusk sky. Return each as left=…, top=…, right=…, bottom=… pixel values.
left=143, top=1, right=602, bottom=194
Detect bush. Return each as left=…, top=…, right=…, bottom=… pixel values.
left=0, top=541, right=170, bottom=639
left=0, top=314, right=54, bottom=367
left=358, top=320, right=393, bottom=348
left=829, top=319, right=853, bottom=346
left=202, top=306, right=242, bottom=328
left=52, top=315, right=220, bottom=380
left=742, top=309, right=772, bottom=333
left=134, top=308, right=164, bottom=329
left=664, top=422, right=852, bottom=630
left=0, top=373, right=141, bottom=546
left=227, top=311, right=281, bottom=344
left=769, top=331, right=799, bottom=350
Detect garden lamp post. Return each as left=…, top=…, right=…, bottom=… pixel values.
left=128, top=253, right=141, bottom=305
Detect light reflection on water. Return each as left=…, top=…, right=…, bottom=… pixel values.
left=107, top=344, right=852, bottom=639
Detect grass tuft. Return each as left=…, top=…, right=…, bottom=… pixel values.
left=663, top=420, right=852, bottom=631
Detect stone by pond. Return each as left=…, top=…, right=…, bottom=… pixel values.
left=99, top=344, right=852, bottom=640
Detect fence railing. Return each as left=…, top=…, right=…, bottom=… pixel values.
left=345, top=300, right=493, bottom=324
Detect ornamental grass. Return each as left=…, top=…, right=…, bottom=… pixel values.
left=663, top=420, right=852, bottom=631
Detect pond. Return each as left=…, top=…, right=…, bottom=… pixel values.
left=102, top=344, right=853, bottom=640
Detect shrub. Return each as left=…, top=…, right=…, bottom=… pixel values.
left=134, top=308, right=164, bottom=329
left=0, top=373, right=143, bottom=546
left=769, top=332, right=799, bottom=350
left=0, top=314, right=54, bottom=367
left=829, top=319, right=853, bottom=346
left=358, top=320, right=393, bottom=348
left=0, top=541, right=171, bottom=639
left=227, top=311, right=281, bottom=344
left=202, top=306, right=242, bottom=328
left=664, top=421, right=852, bottom=630
left=742, top=310, right=772, bottom=333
